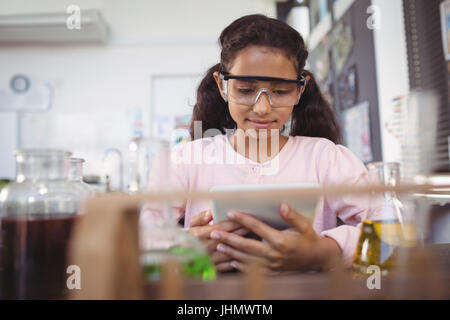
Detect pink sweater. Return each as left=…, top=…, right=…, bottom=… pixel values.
left=145, top=134, right=371, bottom=265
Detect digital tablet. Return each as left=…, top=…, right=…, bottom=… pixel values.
left=210, top=183, right=320, bottom=230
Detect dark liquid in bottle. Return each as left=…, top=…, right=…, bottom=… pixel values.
left=0, top=214, right=78, bottom=299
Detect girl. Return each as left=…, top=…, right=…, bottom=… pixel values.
left=148, top=14, right=370, bottom=273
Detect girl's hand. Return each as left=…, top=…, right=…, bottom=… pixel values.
left=209, top=203, right=342, bottom=273
left=188, top=210, right=250, bottom=272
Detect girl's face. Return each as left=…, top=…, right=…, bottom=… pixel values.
left=214, top=45, right=298, bottom=134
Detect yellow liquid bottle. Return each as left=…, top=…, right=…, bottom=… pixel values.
left=352, top=219, right=416, bottom=277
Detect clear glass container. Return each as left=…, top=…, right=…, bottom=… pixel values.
left=352, top=162, right=417, bottom=276
left=140, top=222, right=217, bottom=281
left=132, top=138, right=216, bottom=281
left=0, top=149, right=84, bottom=299
left=128, top=137, right=171, bottom=193
left=366, top=162, right=404, bottom=222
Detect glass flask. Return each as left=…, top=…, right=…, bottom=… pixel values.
left=0, top=150, right=83, bottom=299
left=352, top=162, right=417, bottom=276
left=140, top=222, right=217, bottom=281
left=128, top=137, right=171, bottom=193
left=131, top=138, right=216, bottom=281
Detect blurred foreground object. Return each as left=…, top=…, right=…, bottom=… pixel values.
left=352, top=162, right=430, bottom=277
left=0, top=149, right=85, bottom=299
left=136, top=138, right=216, bottom=282
left=413, top=174, right=450, bottom=245
left=69, top=195, right=142, bottom=299
left=69, top=183, right=450, bottom=299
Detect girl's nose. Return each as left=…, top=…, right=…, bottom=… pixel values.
left=252, top=92, right=272, bottom=115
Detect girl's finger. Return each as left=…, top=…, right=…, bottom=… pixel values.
left=205, top=239, right=222, bottom=254
left=232, top=227, right=251, bottom=236
left=225, top=210, right=281, bottom=247
left=189, top=221, right=244, bottom=242
left=210, top=251, right=231, bottom=264
left=279, top=203, right=312, bottom=234
left=214, top=221, right=245, bottom=232
left=216, top=261, right=235, bottom=272
left=230, top=261, right=272, bottom=275
left=188, top=225, right=214, bottom=239
left=190, top=210, right=212, bottom=227
left=230, top=260, right=245, bottom=272
left=211, top=229, right=274, bottom=258
left=216, top=243, right=267, bottom=266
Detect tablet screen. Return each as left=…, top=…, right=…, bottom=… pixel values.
left=210, top=183, right=320, bottom=230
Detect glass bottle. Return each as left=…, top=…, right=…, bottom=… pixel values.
left=132, top=138, right=216, bottom=281
left=352, top=162, right=416, bottom=277
left=0, top=150, right=83, bottom=299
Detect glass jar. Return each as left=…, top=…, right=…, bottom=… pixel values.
left=0, top=150, right=83, bottom=299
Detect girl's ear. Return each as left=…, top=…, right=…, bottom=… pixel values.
left=301, top=75, right=311, bottom=95
left=213, top=71, right=227, bottom=101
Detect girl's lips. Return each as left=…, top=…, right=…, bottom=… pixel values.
left=247, top=119, right=276, bottom=129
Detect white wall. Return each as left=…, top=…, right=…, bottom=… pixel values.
left=0, top=0, right=275, bottom=45
left=0, top=0, right=276, bottom=185
left=0, top=112, right=18, bottom=178
left=371, top=0, right=410, bottom=163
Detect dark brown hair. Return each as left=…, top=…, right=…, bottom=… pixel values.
left=189, top=14, right=342, bottom=144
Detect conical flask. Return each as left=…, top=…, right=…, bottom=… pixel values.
left=352, top=162, right=416, bottom=276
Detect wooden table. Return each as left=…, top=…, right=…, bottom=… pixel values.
left=144, top=270, right=450, bottom=300
left=69, top=187, right=450, bottom=300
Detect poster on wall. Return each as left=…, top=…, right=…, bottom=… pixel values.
left=381, top=95, right=407, bottom=164
left=154, top=115, right=173, bottom=140
left=173, top=114, right=192, bottom=146
left=330, top=21, right=354, bottom=74
left=309, top=41, right=330, bottom=84
left=320, top=75, right=335, bottom=109
left=337, top=65, right=358, bottom=110
left=384, top=95, right=407, bottom=145
left=440, top=0, right=450, bottom=61
left=152, top=74, right=201, bottom=144
left=342, top=101, right=373, bottom=162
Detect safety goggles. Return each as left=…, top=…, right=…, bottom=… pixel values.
left=219, top=72, right=306, bottom=108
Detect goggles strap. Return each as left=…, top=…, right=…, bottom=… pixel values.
left=221, top=78, right=228, bottom=102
